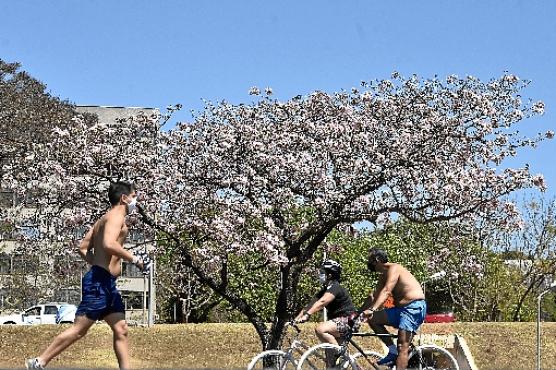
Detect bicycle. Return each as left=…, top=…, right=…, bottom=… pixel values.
left=297, top=324, right=459, bottom=370
left=247, top=322, right=313, bottom=370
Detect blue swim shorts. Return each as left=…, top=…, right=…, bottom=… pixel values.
left=385, top=299, right=427, bottom=333
left=75, top=265, right=125, bottom=321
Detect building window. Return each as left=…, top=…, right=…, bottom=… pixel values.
left=128, top=229, right=145, bottom=243
left=0, top=254, right=10, bottom=274
left=14, top=190, right=41, bottom=207
left=54, top=288, right=80, bottom=304
left=0, top=191, right=14, bottom=208
left=0, top=222, right=15, bottom=240
left=123, top=292, right=145, bottom=310
left=11, top=255, right=39, bottom=274
left=121, top=261, right=143, bottom=278
left=16, top=225, right=40, bottom=240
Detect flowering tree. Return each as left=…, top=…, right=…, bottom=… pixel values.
left=3, top=65, right=553, bottom=349
left=493, top=196, right=556, bottom=320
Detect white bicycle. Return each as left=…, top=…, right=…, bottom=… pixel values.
left=297, top=330, right=459, bottom=370
left=247, top=322, right=312, bottom=370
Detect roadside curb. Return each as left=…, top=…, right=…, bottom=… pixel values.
left=454, top=334, right=479, bottom=370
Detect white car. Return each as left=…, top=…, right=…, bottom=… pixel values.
left=0, top=303, right=77, bottom=325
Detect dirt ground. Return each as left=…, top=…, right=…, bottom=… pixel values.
left=0, top=322, right=554, bottom=369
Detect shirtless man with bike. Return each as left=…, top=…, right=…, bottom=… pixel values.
left=360, top=248, right=426, bottom=370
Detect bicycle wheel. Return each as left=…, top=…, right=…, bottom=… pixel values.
left=409, top=344, right=459, bottom=370
left=297, top=343, right=350, bottom=370
left=247, top=350, right=296, bottom=370
left=349, top=350, right=383, bottom=370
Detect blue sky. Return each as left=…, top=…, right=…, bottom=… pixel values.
left=1, top=0, right=555, bottom=199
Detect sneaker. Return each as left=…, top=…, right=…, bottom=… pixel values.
left=377, top=351, right=398, bottom=366
left=25, top=358, right=44, bottom=369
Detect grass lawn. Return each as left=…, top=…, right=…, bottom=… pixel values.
left=0, top=322, right=555, bottom=369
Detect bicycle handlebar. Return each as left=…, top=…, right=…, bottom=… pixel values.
left=285, top=321, right=301, bottom=333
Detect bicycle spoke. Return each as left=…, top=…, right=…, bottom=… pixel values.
left=350, top=351, right=382, bottom=370
left=248, top=352, right=295, bottom=370
left=410, top=345, right=459, bottom=370
left=299, top=345, right=347, bottom=370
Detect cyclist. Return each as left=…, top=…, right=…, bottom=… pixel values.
left=360, top=248, right=427, bottom=370
left=295, top=260, right=358, bottom=351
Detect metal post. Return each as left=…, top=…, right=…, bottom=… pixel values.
left=536, top=281, right=556, bottom=370
left=322, top=250, right=327, bottom=322
left=536, top=292, right=544, bottom=370
left=142, top=274, right=147, bottom=325
left=147, top=258, right=155, bottom=327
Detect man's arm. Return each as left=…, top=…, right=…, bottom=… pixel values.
left=367, top=266, right=400, bottom=313
left=103, top=216, right=141, bottom=267
left=360, top=276, right=385, bottom=312
left=78, top=227, right=94, bottom=264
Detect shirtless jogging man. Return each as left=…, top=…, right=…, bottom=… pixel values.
left=360, top=248, right=426, bottom=370
left=26, top=181, right=146, bottom=370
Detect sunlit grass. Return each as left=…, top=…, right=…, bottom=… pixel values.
left=0, top=322, right=554, bottom=369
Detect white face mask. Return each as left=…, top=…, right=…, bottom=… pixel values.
left=319, top=272, right=327, bottom=284
left=126, top=197, right=138, bottom=213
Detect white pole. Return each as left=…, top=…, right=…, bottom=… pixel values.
left=147, top=258, right=155, bottom=327
left=537, top=281, right=556, bottom=370
left=323, top=250, right=327, bottom=322
left=142, top=274, right=147, bottom=325
left=536, top=291, right=544, bottom=370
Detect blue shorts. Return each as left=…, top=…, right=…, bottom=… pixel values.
left=386, top=299, right=427, bottom=333
left=75, top=265, right=125, bottom=321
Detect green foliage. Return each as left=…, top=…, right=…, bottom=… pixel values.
left=160, top=216, right=552, bottom=324
left=542, top=292, right=556, bottom=321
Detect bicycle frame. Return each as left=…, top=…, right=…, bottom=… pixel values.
left=349, top=332, right=396, bottom=369
left=284, top=323, right=312, bottom=361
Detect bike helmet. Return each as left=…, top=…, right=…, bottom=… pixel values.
left=320, top=259, right=342, bottom=279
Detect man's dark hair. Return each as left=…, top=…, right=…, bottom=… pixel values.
left=108, top=181, right=135, bottom=206
left=368, top=248, right=388, bottom=263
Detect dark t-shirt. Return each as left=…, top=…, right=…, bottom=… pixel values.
left=307, top=280, right=356, bottom=319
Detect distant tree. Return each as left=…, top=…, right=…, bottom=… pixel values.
left=492, top=197, right=556, bottom=321
left=156, top=252, right=220, bottom=323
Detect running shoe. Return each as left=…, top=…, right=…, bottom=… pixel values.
left=25, top=358, right=44, bottom=369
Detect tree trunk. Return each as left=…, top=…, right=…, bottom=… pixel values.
left=512, top=277, right=541, bottom=321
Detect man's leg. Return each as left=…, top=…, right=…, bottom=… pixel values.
left=33, top=315, right=96, bottom=367
left=394, top=329, right=413, bottom=370
left=105, top=312, right=130, bottom=370
left=368, top=310, right=395, bottom=348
